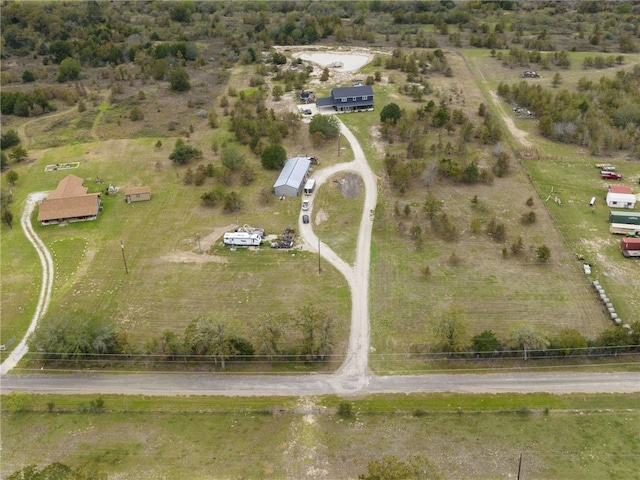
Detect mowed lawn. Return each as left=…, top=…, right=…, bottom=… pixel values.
left=1, top=134, right=351, bottom=361
left=2, top=392, right=639, bottom=479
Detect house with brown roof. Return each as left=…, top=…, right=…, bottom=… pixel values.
left=37, top=175, right=101, bottom=225
left=125, top=186, right=151, bottom=203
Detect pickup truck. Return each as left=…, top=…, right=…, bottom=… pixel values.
left=601, top=171, right=622, bottom=180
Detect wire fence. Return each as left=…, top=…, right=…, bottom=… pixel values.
left=18, top=345, right=640, bottom=373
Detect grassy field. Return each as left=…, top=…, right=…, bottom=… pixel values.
left=2, top=45, right=639, bottom=370
left=312, top=171, right=364, bottom=266
left=334, top=49, right=640, bottom=372
left=1, top=124, right=352, bottom=363
left=2, top=392, right=639, bottom=479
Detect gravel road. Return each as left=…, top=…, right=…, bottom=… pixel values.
left=0, top=192, right=53, bottom=376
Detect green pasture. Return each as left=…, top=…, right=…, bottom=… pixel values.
left=2, top=46, right=639, bottom=372
left=2, top=392, right=639, bottom=479
left=312, top=172, right=364, bottom=266
left=464, top=50, right=640, bottom=320
left=0, top=134, right=351, bottom=361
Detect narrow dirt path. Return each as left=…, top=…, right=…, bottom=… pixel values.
left=15, top=105, right=78, bottom=148
left=0, top=193, right=54, bottom=375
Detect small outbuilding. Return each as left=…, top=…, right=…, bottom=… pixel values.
left=606, top=185, right=636, bottom=209
left=125, top=186, right=151, bottom=203
left=273, top=156, right=312, bottom=197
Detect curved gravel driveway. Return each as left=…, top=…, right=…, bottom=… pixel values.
left=299, top=119, right=377, bottom=385
left=1, top=192, right=53, bottom=376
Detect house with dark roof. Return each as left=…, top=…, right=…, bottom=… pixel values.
left=37, top=175, right=101, bottom=225
left=273, top=156, right=312, bottom=197
left=316, top=85, right=374, bottom=113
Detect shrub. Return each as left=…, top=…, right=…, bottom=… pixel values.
left=308, top=114, right=339, bottom=140
left=201, top=190, right=219, bottom=207
left=22, top=70, right=35, bottom=83
left=337, top=402, right=353, bottom=419
left=521, top=211, right=536, bottom=224
left=169, top=68, right=190, bottom=92
left=223, top=191, right=242, bottom=213
left=130, top=106, right=144, bottom=121
left=169, top=139, right=200, bottom=165
left=57, top=58, right=81, bottom=82
left=261, top=144, right=286, bottom=170
left=380, top=102, right=401, bottom=125
left=1, top=129, right=20, bottom=150
left=536, top=244, right=551, bottom=262
left=221, top=147, right=246, bottom=171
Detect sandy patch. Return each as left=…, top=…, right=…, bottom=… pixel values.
left=161, top=224, right=236, bottom=264
left=295, top=52, right=372, bottom=72
left=315, top=209, right=329, bottom=225
left=161, top=251, right=227, bottom=264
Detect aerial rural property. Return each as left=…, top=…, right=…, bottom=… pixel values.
left=1, top=1, right=640, bottom=478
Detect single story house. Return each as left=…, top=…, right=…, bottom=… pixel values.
left=316, top=85, right=374, bottom=113
left=125, top=186, right=151, bottom=203
left=37, top=175, right=101, bottom=225
left=273, top=156, right=312, bottom=197
left=606, top=185, right=636, bottom=209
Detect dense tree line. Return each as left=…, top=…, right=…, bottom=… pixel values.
left=2, top=1, right=637, bottom=67
left=497, top=65, right=640, bottom=156
left=421, top=305, right=640, bottom=358
left=29, top=304, right=337, bottom=368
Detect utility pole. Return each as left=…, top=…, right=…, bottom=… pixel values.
left=197, top=233, right=202, bottom=253
left=337, top=133, right=341, bottom=157
left=120, top=241, right=128, bottom=274
left=517, top=453, right=523, bottom=480
left=318, top=238, right=321, bottom=274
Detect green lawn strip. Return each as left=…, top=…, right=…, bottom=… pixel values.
left=312, top=172, right=364, bottom=266
left=3, top=393, right=638, bottom=479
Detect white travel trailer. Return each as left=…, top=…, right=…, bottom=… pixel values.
left=223, top=232, right=262, bottom=246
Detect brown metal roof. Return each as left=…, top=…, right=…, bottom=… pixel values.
left=124, top=186, right=151, bottom=196
left=46, top=174, right=88, bottom=199
left=37, top=175, right=100, bottom=222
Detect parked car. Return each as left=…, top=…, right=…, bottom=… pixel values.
left=302, top=214, right=310, bottom=224
left=302, top=200, right=310, bottom=211
left=601, top=171, right=623, bottom=180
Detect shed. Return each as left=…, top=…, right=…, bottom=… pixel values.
left=606, top=185, right=636, bottom=209
left=273, top=156, right=312, bottom=197
left=125, top=186, right=151, bottom=203
left=37, top=175, right=101, bottom=226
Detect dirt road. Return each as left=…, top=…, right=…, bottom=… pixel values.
left=298, top=119, right=377, bottom=384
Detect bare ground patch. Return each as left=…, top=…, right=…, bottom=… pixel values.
left=161, top=224, right=235, bottom=264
